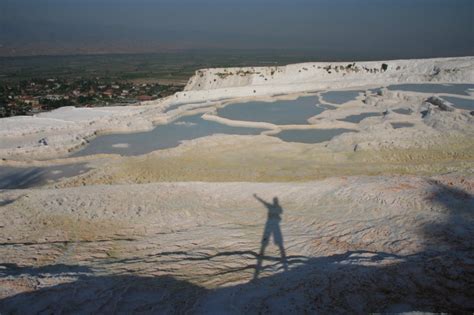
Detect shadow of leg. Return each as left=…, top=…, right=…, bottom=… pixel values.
left=273, top=225, right=288, bottom=271
left=253, top=227, right=271, bottom=280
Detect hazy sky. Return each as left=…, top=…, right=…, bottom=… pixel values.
left=1, top=0, right=473, bottom=58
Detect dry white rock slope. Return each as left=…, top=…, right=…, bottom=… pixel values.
left=0, top=175, right=472, bottom=313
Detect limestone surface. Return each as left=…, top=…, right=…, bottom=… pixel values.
left=0, top=57, right=473, bottom=313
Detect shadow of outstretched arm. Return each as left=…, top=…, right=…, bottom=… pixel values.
left=253, top=193, right=270, bottom=208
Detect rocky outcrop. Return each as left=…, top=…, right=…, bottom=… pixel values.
left=426, top=96, right=456, bottom=112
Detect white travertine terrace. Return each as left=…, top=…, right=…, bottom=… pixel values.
left=0, top=57, right=473, bottom=162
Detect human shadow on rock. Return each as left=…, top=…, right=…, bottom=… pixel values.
left=1, top=182, right=472, bottom=313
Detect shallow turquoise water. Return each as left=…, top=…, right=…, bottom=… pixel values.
left=387, top=83, right=474, bottom=96
left=442, top=96, right=474, bottom=110
left=320, top=90, right=362, bottom=105
left=339, top=112, right=382, bottom=123
left=272, top=128, right=357, bottom=144
left=217, top=96, right=325, bottom=125
left=392, top=108, right=413, bottom=115
left=391, top=122, right=414, bottom=129
left=72, top=114, right=267, bottom=157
